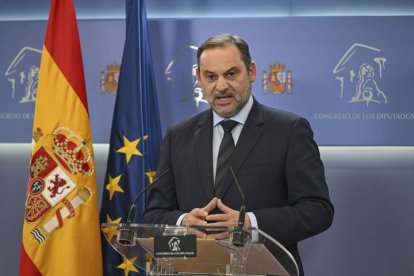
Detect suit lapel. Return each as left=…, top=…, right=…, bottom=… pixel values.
left=215, top=101, right=265, bottom=199
left=195, top=110, right=215, bottom=198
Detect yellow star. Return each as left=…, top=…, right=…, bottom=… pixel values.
left=117, top=136, right=143, bottom=163
left=102, top=215, right=122, bottom=241
left=145, top=170, right=157, bottom=184
left=106, top=174, right=124, bottom=200
left=117, top=256, right=139, bottom=276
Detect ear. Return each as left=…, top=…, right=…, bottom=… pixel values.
left=249, top=61, right=257, bottom=82
left=196, top=67, right=201, bottom=81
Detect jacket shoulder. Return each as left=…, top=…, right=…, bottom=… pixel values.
left=167, top=109, right=211, bottom=134
left=257, top=102, right=306, bottom=125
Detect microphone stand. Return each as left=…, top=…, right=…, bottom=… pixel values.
left=229, top=167, right=249, bottom=247
left=117, top=169, right=170, bottom=245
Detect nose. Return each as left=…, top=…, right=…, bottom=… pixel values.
left=215, top=76, right=229, bottom=92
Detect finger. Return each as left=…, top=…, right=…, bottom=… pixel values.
left=208, top=218, right=238, bottom=227
left=208, top=213, right=240, bottom=227
left=204, top=221, right=228, bottom=235
left=205, top=221, right=227, bottom=227
left=203, top=197, right=218, bottom=213
left=205, top=214, right=228, bottom=222
left=216, top=199, right=233, bottom=213
left=182, top=213, right=207, bottom=226
left=190, top=208, right=208, bottom=218
left=207, top=231, right=229, bottom=240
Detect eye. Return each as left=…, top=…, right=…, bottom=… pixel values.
left=205, top=73, right=217, bottom=82
left=226, top=69, right=238, bottom=79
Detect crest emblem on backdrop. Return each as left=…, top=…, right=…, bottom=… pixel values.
left=25, top=126, right=94, bottom=243
left=100, top=63, right=121, bottom=94
left=262, top=62, right=293, bottom=94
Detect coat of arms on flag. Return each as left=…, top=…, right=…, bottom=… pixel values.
left=25, top=126, right=94, bottom=243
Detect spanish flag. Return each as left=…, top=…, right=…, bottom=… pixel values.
left=19, top=0, right=102, bottom=275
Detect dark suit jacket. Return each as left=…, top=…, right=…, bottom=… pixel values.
left=143, top=99, right=334, bottom=275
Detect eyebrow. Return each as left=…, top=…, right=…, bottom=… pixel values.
left=225, top=67, right=239, bottom=73
left=202, top=66, right=239, bottom=75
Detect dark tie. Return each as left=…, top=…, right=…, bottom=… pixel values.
left=215, top=120, right=238, bottom=196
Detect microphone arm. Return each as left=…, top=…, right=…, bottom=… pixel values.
left=125, top=168, right=170, bottom=223
left=229, top=166, right=248, bottom=247
left=117, top=168, right=169, bottom=245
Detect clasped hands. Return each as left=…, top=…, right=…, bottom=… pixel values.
left=181, top=197, right=251, bottom=239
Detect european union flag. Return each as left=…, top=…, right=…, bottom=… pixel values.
left=99, top=0, right=162, bottom=275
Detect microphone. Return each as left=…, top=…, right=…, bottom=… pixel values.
left=117, top=169, right=170, bottom=245
left=229, top=166, right=248, bottom=247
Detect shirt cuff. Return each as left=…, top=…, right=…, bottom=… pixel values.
left=247, top=212, right=259, bottom=242
left=247, top=212, right=258, bottom=228
left=177, top=213, right=187, bottom=225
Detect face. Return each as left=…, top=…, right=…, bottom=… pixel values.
left=197, top=44, right=256, bottom=118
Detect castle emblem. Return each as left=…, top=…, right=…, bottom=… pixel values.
left=262, top=62, right=292, bottom=94
left=333, top=43, right=387, bottom=107
left=4, top=46, right=42, bottom=103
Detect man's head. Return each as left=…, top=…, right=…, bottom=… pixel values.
left=196, top=34, right=256, bottom=118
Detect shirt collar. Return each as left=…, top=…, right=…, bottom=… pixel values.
left=213, top=95, right=253, bottom=127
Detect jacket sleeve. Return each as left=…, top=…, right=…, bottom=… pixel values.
left=142, top=126, right=185, bottom=225
left=253, top=118, right=334, bottom=246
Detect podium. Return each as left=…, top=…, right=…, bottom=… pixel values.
left=102, top=223, right=299, bottom=276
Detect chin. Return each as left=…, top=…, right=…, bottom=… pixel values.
left=214, top=107, right=237, bottom=118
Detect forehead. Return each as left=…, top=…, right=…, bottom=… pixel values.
left=198, top=44, right=244, bottom=71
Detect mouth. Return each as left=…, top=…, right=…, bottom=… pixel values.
left=215, top=95, right=233, bottom=105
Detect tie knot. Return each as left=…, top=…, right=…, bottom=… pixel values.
left=220, top=120, right=238, bottom=133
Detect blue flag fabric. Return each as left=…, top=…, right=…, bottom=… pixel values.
left=99, top=0, right=162, bottom=275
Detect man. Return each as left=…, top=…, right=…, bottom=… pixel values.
left=143, top=34, right=334, bottom=275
